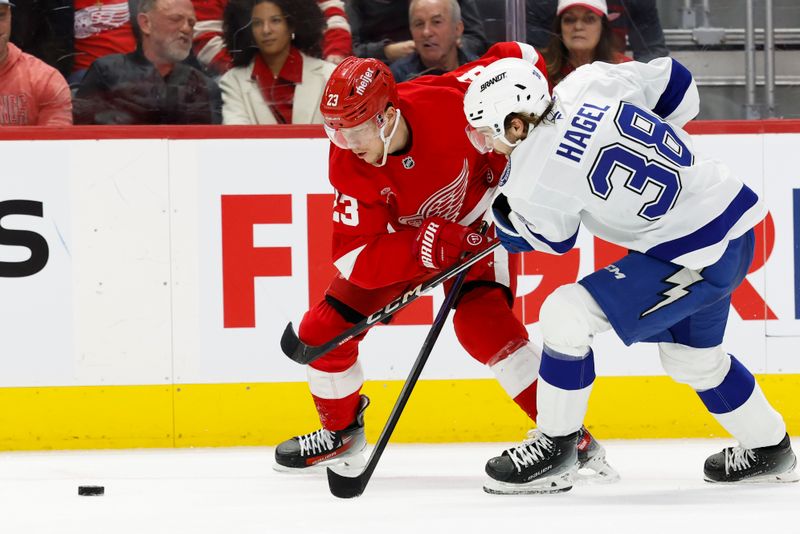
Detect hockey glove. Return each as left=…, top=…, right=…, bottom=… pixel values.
left=492, top=194, right=534, bottom=253
left=413, top=216, right=487, bottom=270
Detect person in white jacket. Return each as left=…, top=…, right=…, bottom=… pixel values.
left=462, top=57, right=798, bottom=494
left=219, top=0, right=335, bottom=124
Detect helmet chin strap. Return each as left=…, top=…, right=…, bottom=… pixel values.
left=376, top=109, right=402, bottom=167
left=496, top=134, right=520, bottom=150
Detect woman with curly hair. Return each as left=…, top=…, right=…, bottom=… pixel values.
left=542, top=0, right=631, bottom=89
left=219, top=0, right=336, bottom=124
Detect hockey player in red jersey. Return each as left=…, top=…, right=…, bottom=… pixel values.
left=274, top=42, right=618, bottom=486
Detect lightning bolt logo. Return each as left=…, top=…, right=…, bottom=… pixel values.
left=640, top=267, right=704, bottom=318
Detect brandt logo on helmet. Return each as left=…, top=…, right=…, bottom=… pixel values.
left=355, top=68, right=375, bottom=96
left=480, top=72, right=506, bottom=92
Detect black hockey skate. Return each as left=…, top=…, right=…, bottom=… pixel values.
left=576, top=426, right=620, bottom=484
left=483, top=429, right=579, bottom=494
left=704, top=433, right=799, bottom=483
left=274, top=395, right=369, bottom=473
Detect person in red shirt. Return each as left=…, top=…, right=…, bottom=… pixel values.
left=273, top=41, right=619, bottom=487
left=71, top=0, right=137, bottom=84
left=541, top=0, right=632, bottom=90
left=0, top=0, right=72, bottom=126
left=314, top=0, right=351, bottom=64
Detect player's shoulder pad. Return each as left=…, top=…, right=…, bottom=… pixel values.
left=328, top=146, right=383, bottom=203
left=501, top=135, right=546, bottom=196
left=480, top=42, right=545, bottom=82
left=398, top=80, right=464, bottom=113
left=481, top=41, right=538, bottom=63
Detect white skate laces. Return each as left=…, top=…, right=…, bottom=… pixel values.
left=298, top=429, right=336, bottom=456
left=725, top=446, right=756, bottom=475
left=507, top=431, right=555, bottom=472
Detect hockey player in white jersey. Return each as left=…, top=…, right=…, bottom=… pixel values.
left=462, top=56, right=798, bottom=494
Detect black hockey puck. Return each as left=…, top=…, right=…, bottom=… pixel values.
left=78, top=485, right=104, bottom=496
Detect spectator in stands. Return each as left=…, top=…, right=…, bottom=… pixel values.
left=191, top=0, right=231, bottom=75
left=527, top=0, right=667, bottom=63
left=73, top=0, right=221, bottom=124
left=218, top=0, right=333, bottom=124
left=0, top=0, right=73, bottom=126
left=390, top=0, right=476, bottom=82
left=9, top=0, right=73, bottom=79
left=192, top=0, right=350, bottom=78
left=315, top=0, right=351, bottom=64
left=540, top=0, right=632, bottom=89
left=71, top=0, right=138, bottom=85
left=347, top=0, right=487, bottom=65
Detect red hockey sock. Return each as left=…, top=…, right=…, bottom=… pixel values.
left=512, top=379, right=538, bottom=422
left=453, top=285, right=529, bottom=363
left=312, top=390, right=362, bottom=431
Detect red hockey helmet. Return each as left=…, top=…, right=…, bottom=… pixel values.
left=320, top=56, right=399, bottom=130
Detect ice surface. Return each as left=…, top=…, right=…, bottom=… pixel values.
left=0, top=439, right=797, bottom=534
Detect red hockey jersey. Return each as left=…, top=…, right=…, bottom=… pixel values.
left=328, top=42, right=546, bottom=290
left=73, top=0, right=136, bottom=72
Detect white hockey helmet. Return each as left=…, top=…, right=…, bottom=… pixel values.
left=463, top=57, right=550, bottom=153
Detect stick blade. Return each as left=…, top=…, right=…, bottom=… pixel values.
left=327, top=466, right=366, bottom=499
left=280, top=322, right=311, bottom=364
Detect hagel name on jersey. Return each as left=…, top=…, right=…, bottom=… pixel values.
left=555, top=102, right=610, bottom=164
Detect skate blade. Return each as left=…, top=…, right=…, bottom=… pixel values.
left=273, top=452, right=367, bottom=475
left=483, top=466, right=576, bottom=495
left=576, top=454, right=621, bottom=485
left=704, top=468, right=800, bottom=484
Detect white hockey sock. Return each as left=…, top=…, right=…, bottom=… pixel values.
left=307, top=361, right=364, bottom=400
left=536, top=346, right=595, bottom=437
left=697, top=356, right=786, bottom=449
left=489, top=342, right=541, bottom=398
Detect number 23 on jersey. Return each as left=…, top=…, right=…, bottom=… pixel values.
left=333, top=190, right=359, bottom=226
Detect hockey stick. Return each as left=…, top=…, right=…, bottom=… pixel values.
left=325, top=225, right=490, bottom=499
left=280, top=240, right=500, bottom=365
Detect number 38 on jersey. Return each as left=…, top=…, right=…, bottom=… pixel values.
left=588, top=102, right=693, bottom=221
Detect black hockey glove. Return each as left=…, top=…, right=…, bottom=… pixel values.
left=492, top=194, right=534, bottom=253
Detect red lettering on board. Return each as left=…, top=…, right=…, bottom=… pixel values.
left=221, top=195, right=292, bottom=328
left=514, top=250, right=581, bottom=324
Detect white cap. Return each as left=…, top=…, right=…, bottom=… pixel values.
left=556, top=0, right=608, bottom=17
left=0, top=0, right=15, bottom=6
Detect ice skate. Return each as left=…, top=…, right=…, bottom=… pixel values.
left=483, top=429, right=579, bottom=495
left=704, top=433, right=799, bottom=484
left=273, top=395, right=369, bottom=473
left=576, top=426, right=620, bottom=484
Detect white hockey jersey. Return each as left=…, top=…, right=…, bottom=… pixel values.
left=499, top=58, right=767, bottom=270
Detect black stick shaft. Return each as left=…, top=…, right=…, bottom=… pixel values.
left=326, top=223, right=489, bottom=498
